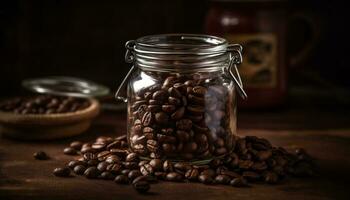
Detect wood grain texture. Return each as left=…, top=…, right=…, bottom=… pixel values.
left=0, top=113, right=350, bottom=200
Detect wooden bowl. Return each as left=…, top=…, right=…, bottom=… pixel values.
left=0, top=98, right=100, bottom=140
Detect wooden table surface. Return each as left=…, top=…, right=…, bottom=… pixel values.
left=1, top=111, right=350, bottom=200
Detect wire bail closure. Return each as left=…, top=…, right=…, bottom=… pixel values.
left=115, top=39, right=247, bottom=102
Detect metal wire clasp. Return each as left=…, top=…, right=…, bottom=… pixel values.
left=227, top=44, right=247, bottom=100
left=115, top=40, right=136, bottom=102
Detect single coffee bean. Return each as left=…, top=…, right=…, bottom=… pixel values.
left=163, top=160, right=174, bottom=172
left=67, top=160, right=86, bottom=169
left=63, top=147, right=77, bottom=155
left=70, top=141, right=83, bottom=150
left=106, top=163, right=122, bottom=174
left=198, top=174, right=213, bottom=184
left=166, top=172, right=183, bottom=182
left=121, top=169, right=131, bottom=175
left=73, top=165, right=86, bottom=175
left=33, top=151, right=49, bottom=160
left=140, top=164, right=154, bottom=176
left=84, top=167, right=100, bottom=179
left=105, top=155, right=120, bottom=164
left=97, top=161, right=108, bottom=172
left=149, top=159, right=162, bottom=171
left=230, top=177, right=249, bottom=187
left=53, top=167, right=71, bottom=177
left=214, top=175, right=231, bottom=185
left=171, top=107, right=185, bottom=120
left=142, top=112, right=154, bottom=126
left=155, top=112, right=169, bottom=125
left=126, top=153, right=138, bottom=162
left=133, top=181, right=150, bottom=193
left=128, top=170, right=142, bottom=180
left=115, top=175, right=129, bottom=184
left=99, top=171, right=115, bottom=180
left=185, top=168, right=199, bottom=181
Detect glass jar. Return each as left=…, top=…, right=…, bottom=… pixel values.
left=116, top=34, right=246, bottom=164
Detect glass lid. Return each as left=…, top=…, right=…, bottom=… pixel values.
left=22, top=76, right=110, bottom=98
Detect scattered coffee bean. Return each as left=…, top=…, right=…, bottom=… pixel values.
left=133, top=181, right=150, bottom=193
left=84, top=167, right=100, bottom=179
left=51, top=134, right=316, bottom=195
left=115, top=174, right=129, bottom=184
left=53, top=167, right=70, bottom=177
left=63, top=147, right=77, bottom=155
left=33, top=151, right=49, bottom=160
left=73, top=165, right=86, bottom=175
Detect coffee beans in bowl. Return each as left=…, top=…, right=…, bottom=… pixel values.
left=0, top=95, right=100, bottom=140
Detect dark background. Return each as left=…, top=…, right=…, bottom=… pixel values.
left=0, top=0, right=349, bottom=107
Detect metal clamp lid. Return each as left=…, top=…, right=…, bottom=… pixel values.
left=116, top=36, right=247, bottom=102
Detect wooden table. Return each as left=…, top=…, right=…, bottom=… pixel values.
left=1, top=112, right=350, bottom=200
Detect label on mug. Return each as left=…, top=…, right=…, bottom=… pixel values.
left=225, top=33, right=278, bottom=88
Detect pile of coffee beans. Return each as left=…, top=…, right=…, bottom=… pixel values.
left=53, top=134, right=316, bottom=194
left=128, top=72, right=236, bottom=161
left=0, top=95, right=90, bottom=114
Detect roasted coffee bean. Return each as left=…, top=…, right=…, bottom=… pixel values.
left=105, top=155, right=120, bottom=164
left=97, top=161, right=108, bottom=171
left=106, top=163, right=122, bottom=174
left=185, top=168, right=199, bottom=181
left=214, top=175, right=231, bottom=184
left=141, top=112, right=153, bottom=126
left=171, top=107, right=185, bottom=120
left=73, top=165, right=86, bottom=175
left=115, top=175, right=129, bottom=184
left=168, top=87, right=182, bottom=98
left=70, top=141, right=83, bottom=150
left=53, top=167, right=71, bottom=177
left=149, top=159, right=162, bottom=171
left=128, top=170, right=142, bottom=180
left=168, top=97, right=181, bottom=105
left=133, top=181, right=150, bottom=193
left=198, top=174, right=213, bottom=184
left=166, top=172, right=183, bottom=182
left=33, top=151, right=49, bottom=160
left=83, top=152, right=97, bottom=161
left=63, top=147, right=77, bottom=155
left=67, top=160, right=86, bottom=169
left=192, top=86, right=207, bottom=96
left=100, top=171, right=115, bottom=180
left=140, top=164, right=154, bottom=176
left=126, top=153, right=138, bottom=162
left=84, top=167, right=100, bottom=179
left=201, top=169, right=216, bottom=178
left=97, top=151, right=111, bottom=161
left=152, top=90, right=168, bottom=102
left=163, top=160, right=174, bottom=172
left=155, top=112, right=169, bottom=125
left=146, top=139, right=159, bottom=152
left=230, top=177, right=248, bottom=187
left=121, top=169, right=131, bottom=175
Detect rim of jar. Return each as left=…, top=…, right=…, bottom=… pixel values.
left=130, top=34, right=231, bottom=72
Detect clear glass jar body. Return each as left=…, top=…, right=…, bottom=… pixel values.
left=127, top=67, right=237, bottom=163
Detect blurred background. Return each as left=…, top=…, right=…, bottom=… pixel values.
left=0, top=0, right=349, bottom=128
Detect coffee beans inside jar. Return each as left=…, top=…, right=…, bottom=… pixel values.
left=0, top=95, right=91, bottom=114
left=128, top=72, right=237, bottom=162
